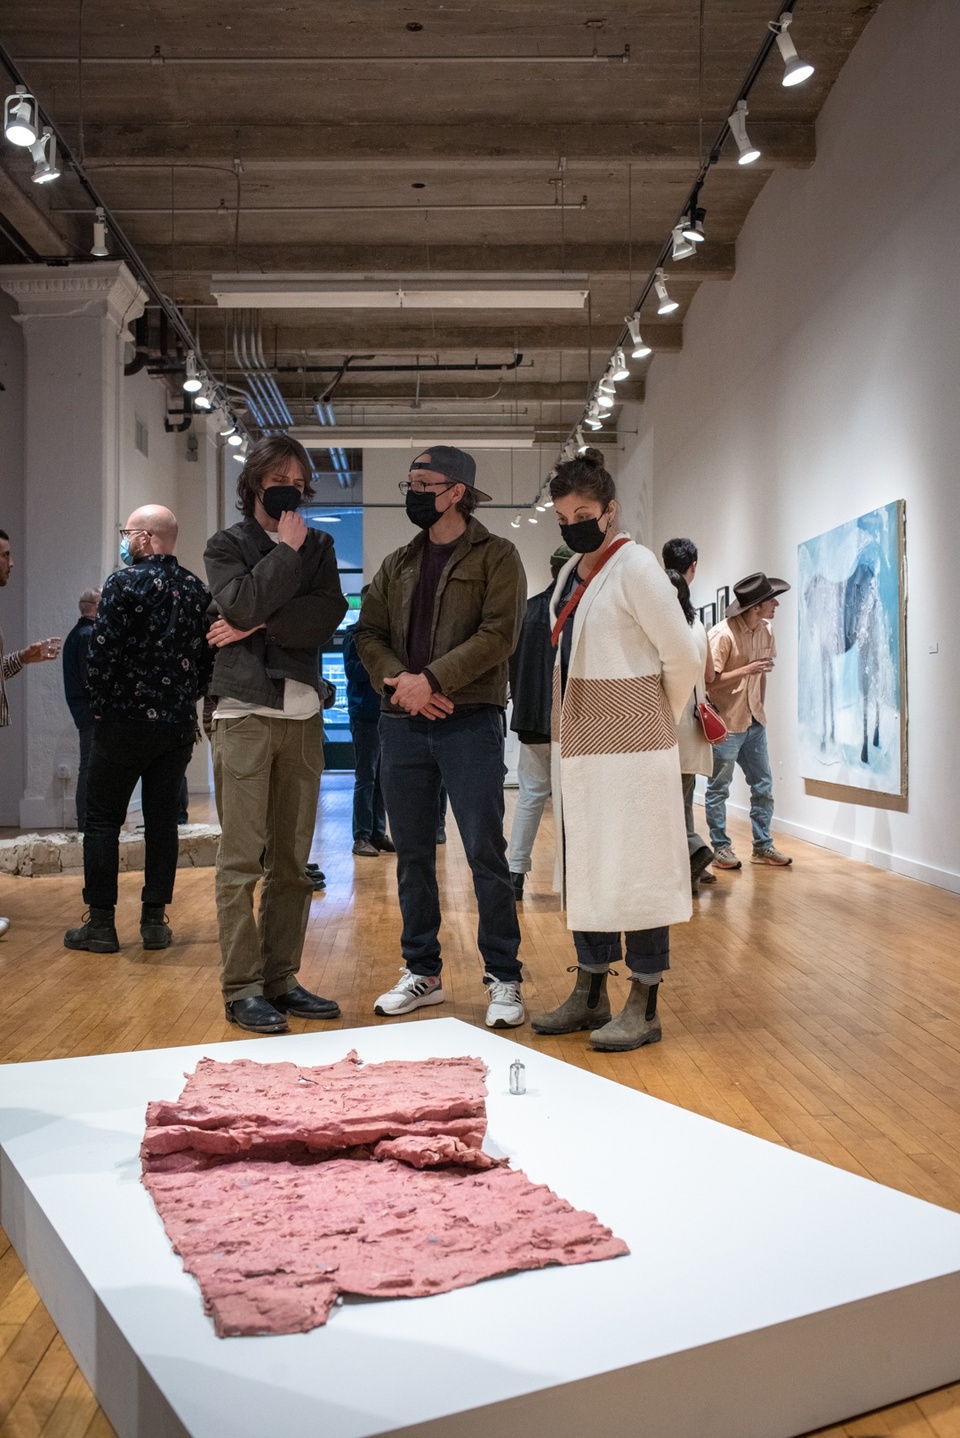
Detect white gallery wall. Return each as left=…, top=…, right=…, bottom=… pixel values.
left=617, top=0, right=960, bottom=891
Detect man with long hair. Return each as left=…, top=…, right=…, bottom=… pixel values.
left=204, top=436, right=347, bottom=1033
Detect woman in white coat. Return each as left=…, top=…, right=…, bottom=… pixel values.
left=532, top=450, right=701, bottom=1052
left=666, top=570, right=717, bottom=894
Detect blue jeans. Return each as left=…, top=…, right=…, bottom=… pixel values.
left=378, top=709, right=521, bottom=983
left=350, top=717, right=386, bottom=840
left=508, top=741, right=552, bottom=874
left=573, top=927, right=669, bottom=980
left=704, top=719, right=774, bottom=851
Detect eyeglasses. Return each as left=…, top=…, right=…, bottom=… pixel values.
left=398, top=479, right=455, bottom=496
left=118, top=527, right=150, bottom=538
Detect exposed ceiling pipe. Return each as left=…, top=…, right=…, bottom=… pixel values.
left=23, top=49, right=630, bottom=67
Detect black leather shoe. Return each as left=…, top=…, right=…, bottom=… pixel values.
left=270, top=984, right=341, bottom=1020
left=141, top=904, right=172, bottom=949
left=371, top=834, right=396, bottom=853
left=224, top=996, right=289, bottom=1033
left=64, top=907, right=119, bottom=953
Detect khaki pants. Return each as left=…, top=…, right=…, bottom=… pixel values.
left=212, top=714, right=323, bottom=1002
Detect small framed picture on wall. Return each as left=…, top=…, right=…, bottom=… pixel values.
left=716, top=586, right=730, bottom=621
left=699, top=603, right=717, bottom=630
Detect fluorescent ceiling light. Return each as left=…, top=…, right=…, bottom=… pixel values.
left=291, top=427, right=536, bottom=449
left=211, top=273, right=589, bottom=310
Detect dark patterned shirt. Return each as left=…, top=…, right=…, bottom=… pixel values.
left=86, top=555, right=214, bottom=724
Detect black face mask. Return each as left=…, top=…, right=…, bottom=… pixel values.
left=559, top=512, right=610, bottom=554
left=405, top=488, right=450, bottom=530
left=260, top=485, right=302, bottom=520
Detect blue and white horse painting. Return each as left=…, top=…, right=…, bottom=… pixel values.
left=798, top=503, right=905, bottom=795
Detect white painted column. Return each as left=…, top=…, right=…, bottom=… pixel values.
left=0, top=262, right=147, bottom=827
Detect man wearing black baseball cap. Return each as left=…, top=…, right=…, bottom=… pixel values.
left=354, top=446, right=527, bottom=1028
left=705, top=571, right=792, bottom=870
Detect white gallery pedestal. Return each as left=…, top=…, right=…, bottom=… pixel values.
left=1, top=1017, right=959, bottom=1438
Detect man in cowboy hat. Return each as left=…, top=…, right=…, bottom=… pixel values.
left=704, top=571, right=792, bottom=869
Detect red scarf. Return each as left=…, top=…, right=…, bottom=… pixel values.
left=550, top=536, right=632, bottom=649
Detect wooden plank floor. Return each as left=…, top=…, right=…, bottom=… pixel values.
left=1, top=776, right=959, bottom=1438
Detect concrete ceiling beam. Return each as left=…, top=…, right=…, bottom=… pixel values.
left=0, top=163, right=71, bottom=258
left=78, top=122, right=815, bottom=169
left=197, top=324, right=682, bottom=354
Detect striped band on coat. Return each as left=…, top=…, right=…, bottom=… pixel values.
left=559, top=674, right=676, bottom=758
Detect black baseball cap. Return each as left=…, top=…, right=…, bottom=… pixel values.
left=410, top=446, right=491, bottom=502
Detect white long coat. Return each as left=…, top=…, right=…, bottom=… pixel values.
left=550, top=539, right=701, bottom=932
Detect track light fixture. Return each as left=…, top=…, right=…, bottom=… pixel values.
left=681, top=207, right=706, bottom=244
left=227, top=431, right=244, bottom=446
left=575, top=427, right=587, bottom=454
left=728, top=100, right=761, bottom=165
left=194, top=382, right=215, bottom=412
left=625, top=316, right=651, bottom=359
left=30, top=128, right=60, bottom=184
left=596, top=389, right=615, bottom=412
left=772, top=12, right=814, bottom=87
left=584, top=403, right=603, bottom=430
left=654, top=268, right=679, bottom=315
left=671, top=225, right=697, bottom=261
left=610, top=349, right=630, bottom=382
left=510, top=514, right=521, bottom=529
left=182, top=352, right=203, bottom=394
left=219, top=420, right=237, bottom=437
left=3, top=86, right=39, bottom=147
left=91, top=207, right=109, bottom=257
left=527, top=514, right=538, bottom=524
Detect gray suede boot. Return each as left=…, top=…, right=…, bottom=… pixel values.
left=589, top=979, right=662, bottom=1052
left=532, top=967, right=612, bottom=1035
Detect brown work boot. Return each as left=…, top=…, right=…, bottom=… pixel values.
left=590, top=979, right=662, bottom=1052
left=532, top=967, right=611, bottom=1035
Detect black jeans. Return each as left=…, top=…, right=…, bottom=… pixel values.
left=83, top=718, right=195, bottom=908
left=350, top=717, right=386, bottom=840
left=573, top=927, right=670, bottom=979
left=75, top=723, right=95, bottom=831
left=378, top=708, right=522, bottom=983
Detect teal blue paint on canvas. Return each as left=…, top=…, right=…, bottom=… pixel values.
left=797, top=502, right=905, bottom=795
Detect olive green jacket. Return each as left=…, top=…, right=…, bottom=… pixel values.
left=354, top=518, right=526, bottom=709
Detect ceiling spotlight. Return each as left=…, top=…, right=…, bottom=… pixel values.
left=227, top=431, right=244, bottom=446
left=182, top=352, right=203, bottom=394
left=231, top=450, right=247, bottom=462
left=3, top=86, right=39, bottom=147
left=625, top=315, right=652, bottom=359
left=681, top=207, right=706, bottom=244
left=194, top=382, right=215, bottom=412
left=510, top=514, right=521, bottom=529
left=584, top=404, right=603, bottom=430
left=575, top=426, right=587, bottom=454
left=598, top=375, right=616, bottom=396
left=671, top=225, right=697, bottom=261
left=91, top=207, right=109, bottom=257
left=728, top=100, right=760, bottom=165
left=610, top=349, right=630, bottom=382
left=654, top=268, right=679, bottom=315
left=528, top=514, right=538, bottom=524
left=772, top=12, right=815, bottom=87
left=30, top=128, right=60, bottom=185
left=596, top=390, right=615, bottom=411
left=536, top=501, right=548, bottom=511
left=219, top=420, right=237, bottom=436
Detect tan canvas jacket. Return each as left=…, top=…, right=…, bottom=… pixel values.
left=354, top=518, right=526, bottom=710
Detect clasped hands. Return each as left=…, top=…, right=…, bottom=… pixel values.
left=383, top=671, right=454, bottom=721
left=207, top=619, right=265, bottom=648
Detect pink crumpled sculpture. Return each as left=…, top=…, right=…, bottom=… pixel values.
left=142, top=1052, right=628, bottom=1336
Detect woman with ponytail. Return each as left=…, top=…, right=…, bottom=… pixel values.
left=531, top=449, right=700, bottom=1051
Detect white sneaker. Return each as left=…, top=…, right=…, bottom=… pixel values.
left=0, top=917, right=8, bottom=939
left=374, top=969, right=445, bottom=1017
left=485, top=978, right=525, bottom=1029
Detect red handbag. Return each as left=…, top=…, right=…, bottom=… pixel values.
left=696, top=698, right=728, bottom=744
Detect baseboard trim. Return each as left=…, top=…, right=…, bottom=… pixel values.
left=725, top=801, right=960, bottom=896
